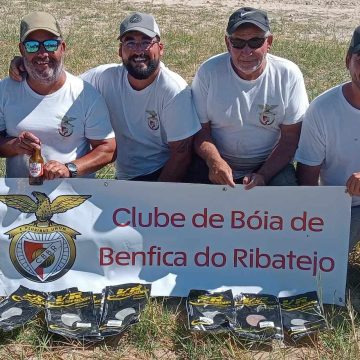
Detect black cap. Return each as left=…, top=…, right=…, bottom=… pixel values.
left=349, top=26, right=360, bottom=54
left=227, top=7, right=270, bottom=35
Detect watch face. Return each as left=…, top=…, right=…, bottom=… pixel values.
left=66, top=163, right=77, bottom=178
left=67, top=163, right=77, bottom=172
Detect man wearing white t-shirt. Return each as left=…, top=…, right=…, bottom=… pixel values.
left=191, top=7, right=309, bottom=188
left=9, top=12, right=199, bottom=182
left=0, top=12, right=115, bottom=179
left=80, top=12, right=201, bottom=181
left=296, top=26, right=360, bottom=252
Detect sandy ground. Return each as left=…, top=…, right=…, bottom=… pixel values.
left=132, top=0, right=360, bottom=39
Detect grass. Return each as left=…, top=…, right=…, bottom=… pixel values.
left=0, top=0, right=358, bottom=358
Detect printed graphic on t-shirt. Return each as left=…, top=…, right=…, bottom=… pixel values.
left=58, top=116, right=76, bottom=137
left=146, top=110, right=160, bottom=130
left=258, top=104, right=278, bottom=126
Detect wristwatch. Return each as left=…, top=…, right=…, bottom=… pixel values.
left=65, top=162, right=78, bottom=178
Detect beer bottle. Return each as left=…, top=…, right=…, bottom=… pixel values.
left=29, top=147, right=44, bottom=185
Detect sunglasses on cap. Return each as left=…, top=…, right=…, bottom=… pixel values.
left=22, top=39, right=62, bottom=53
left=228, top=36, right=268, bottom=50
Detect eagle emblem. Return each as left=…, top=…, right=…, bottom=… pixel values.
left=0, top=192, right=91, bottom=283
left=58, top=116, right=75, bottom=137
left=258, top=104, right=277, bottom=126
left=146, top=110, right=160, bottom=130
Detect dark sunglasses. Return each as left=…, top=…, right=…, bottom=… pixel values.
left=228, top=36, right=267, bottom=50
left=22, top=39, right=61, bottom=53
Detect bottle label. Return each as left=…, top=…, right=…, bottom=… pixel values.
left=29, top=163, right=43, bottom=177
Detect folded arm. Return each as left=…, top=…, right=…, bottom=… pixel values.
left=44, top=137, right=116, bottom=179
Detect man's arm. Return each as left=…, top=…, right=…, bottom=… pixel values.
left=157, top=136, right=193, bottom=182
left=296, top=162, right=320, bottom=186
left=44, top=138, right=116, bottom=179
left=194, top=123, right=235, bottom=187
left=9, top=56, right=25, bottom=82
left=243, top=122, right=302, bottom=190
left=0, top=130, right=40, bottom=157
left=345, top=173, right=360, bottom=196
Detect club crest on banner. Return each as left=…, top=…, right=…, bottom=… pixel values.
left=0, top=192, right=91, bottom=283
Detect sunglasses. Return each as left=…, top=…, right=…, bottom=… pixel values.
left=22, top=39, right=62, bottom=53
left=121, top=38, right=159, bottom=51
left=228, top=36, right=267, bottom=50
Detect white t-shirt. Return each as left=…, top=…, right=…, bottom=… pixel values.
left=192, top=53, right=309, bottom=178
left=0, top=72, right=114, bottom=178
left=80, top=62, right=201, bottom=180
left=295, top=83, right=360, bottom=206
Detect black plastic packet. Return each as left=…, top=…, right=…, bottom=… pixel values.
left=279, top=291, right=327, bottom=341
left=93, top=293, right=102, bottom=324
left=233, top=293, right=283, bottom=341
left=186, top=289, right=235, bottom=332
left=99, top=283, right=151, bottom=337
left=0, top=285, right=46, bottom=332
left=45, top=288, right=100, bottom=339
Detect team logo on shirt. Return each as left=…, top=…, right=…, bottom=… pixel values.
left=146, top=110, right=160, bottom=130
left=258, top=104, right=277, bottom=126
left=58, top=116, right=75, bottom=137
left=0, top=192, right=90, bottom=283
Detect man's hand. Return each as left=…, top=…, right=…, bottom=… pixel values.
left=43, top=160, right=71, bottom=180
left=9, top=56, right=25, bottom=82
left=243, top=172, right=266, bottom=190
left=16, top=131, right=41, bottom=155
left=346, top=172, right=360, bottom=196
left=194, top=123, right=235, bottom=187
left=207, top=157, right=235, bottom=187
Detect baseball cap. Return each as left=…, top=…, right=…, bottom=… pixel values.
left=349, top=26, right=360, bottom=54
left=20, top=11, right=62, bottom=42
left=118, top=12, right=160, bottom=39
left=227, top=7, right=270, bottom=35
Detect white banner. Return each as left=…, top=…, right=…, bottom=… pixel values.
left=0, top=178, right=351, bottom=305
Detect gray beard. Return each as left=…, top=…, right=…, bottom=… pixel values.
left=24, top=57, right=64, bottom=84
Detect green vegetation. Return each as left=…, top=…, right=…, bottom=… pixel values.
left=0, top=1, right=357, bottom=359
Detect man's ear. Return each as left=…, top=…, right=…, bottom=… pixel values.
left=118, top=43, right=123, bottom=60
left=225, top=35, right=231, bottom=52
left=158, top=41, right=164, bottom=56
left=19, top=43, right=25, bottom=56
left=266, top=34, right=273, bottom=50
left=346, top=52, right=351, bottom=69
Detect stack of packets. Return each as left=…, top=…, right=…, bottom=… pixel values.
left=279, top=291, right=327, bottom=342
left=0, top=286, right=46, bottom=331
left=0, top=283, right=151, bottom=341
left=233, top=293, right=283, bottom=341
left=45, top=283, right=151, bottom=340
left=186, top=289, right=328, bottom=342
left=187, top=289, right=234, bottom=332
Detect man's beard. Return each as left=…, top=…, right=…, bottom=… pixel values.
left=24, top=56, right=64, bottom=84
left=123, top=55, right=159, bottom=80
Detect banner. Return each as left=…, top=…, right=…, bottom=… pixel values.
left=0, top=178, right=351, bottom=305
